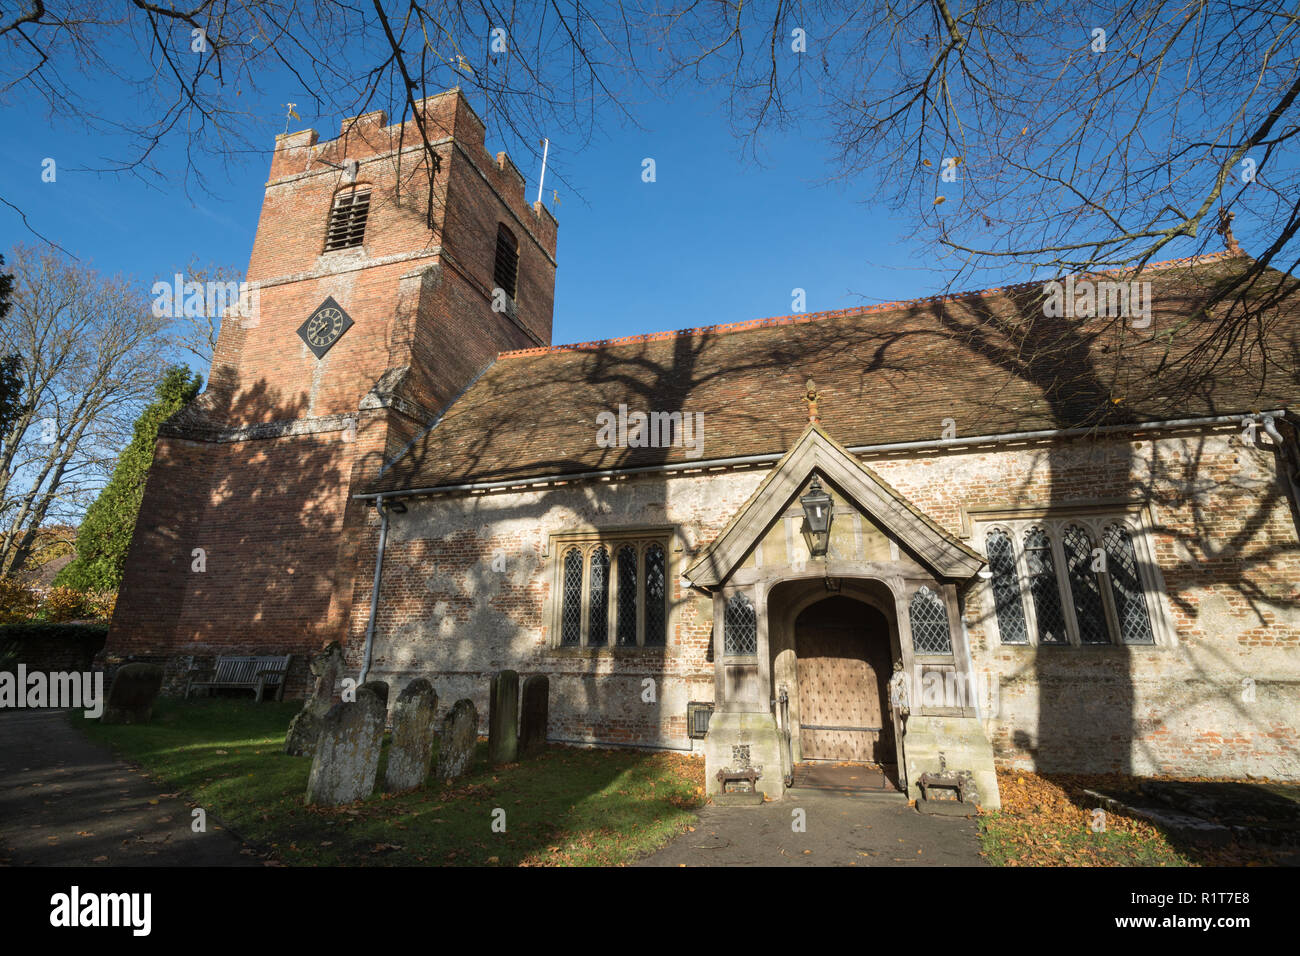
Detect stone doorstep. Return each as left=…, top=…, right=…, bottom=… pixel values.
left=915, top=798, right=978, bottom=817
left=712, top=791, right=766, bottom=807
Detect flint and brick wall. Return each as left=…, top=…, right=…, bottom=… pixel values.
left=356, top=427, right=1300, bottom=778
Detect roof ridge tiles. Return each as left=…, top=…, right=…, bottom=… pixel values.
left=498, top=251, right=1232, bottom=360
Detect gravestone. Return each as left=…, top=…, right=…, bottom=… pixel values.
left=359, top=679, right=389, bottom=709
left=284, top=642, right=345, bottom=757
left=436, top=698, right=478, bottom=782
left=305, top=684, right=385, bottom=806
left=384, top=679, right=438, bottom=793
left=488, top=670, right=519, bottom=766
left=518, top=675, right=549, bottom=759
left=100, top=663, right=164, bottom=725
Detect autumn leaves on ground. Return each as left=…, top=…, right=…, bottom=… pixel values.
left=979, top=770, right=1292, bottom=866
left=81, top=700, right=1289, bottom=866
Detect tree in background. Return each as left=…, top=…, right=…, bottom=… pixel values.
left=0, top=255, right=19, bottom=441
left=0, top=244, right=172, bottom=576
left=56, top=366, right=202, bottom=593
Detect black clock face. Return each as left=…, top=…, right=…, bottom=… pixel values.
left=297, top=297, right=354, bottom=359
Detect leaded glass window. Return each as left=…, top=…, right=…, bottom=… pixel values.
left=980, top=516, right=1163, bottom=647
left=588, top=547, right=609, bottom=646
left=1024, top=527, right=1068, bottom=644
left=1103, top=523, right=1155, bottom=645
left=723, top=591, right=757, bottom=655
left=986, top=528, right=1029, bottom=645
left=555, top=536, right=668, bottom=649
left=909, top=586, right=952, bottom=654
left=643, top=544, right=667, bottom=645
left=616, top=545, right=638, bottom=646
left=1063, top=525, right=1109, bottom=644
left=560, top=547, right=583, bottom=646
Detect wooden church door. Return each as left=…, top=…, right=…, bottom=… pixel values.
left=795, top=597, right=894, bottom=763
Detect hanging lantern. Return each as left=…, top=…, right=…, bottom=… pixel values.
left=799, top=476, right=834, bottom=558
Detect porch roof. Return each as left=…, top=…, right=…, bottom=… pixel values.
left=684, top=423, right=987, bottom=585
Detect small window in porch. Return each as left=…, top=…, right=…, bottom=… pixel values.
left=723, top=591, right=757, bottom=656
left=908, top=586, right=952, bottom=654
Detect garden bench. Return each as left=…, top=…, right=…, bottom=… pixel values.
left=185, top=654, right=293, bottom=702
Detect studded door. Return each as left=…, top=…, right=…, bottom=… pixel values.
left=795, top=597, right=894, bottom=762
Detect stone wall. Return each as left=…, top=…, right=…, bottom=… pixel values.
left=356, top=425, right=1300, bottom=778
left=869, top=428, right=1300, bottom=778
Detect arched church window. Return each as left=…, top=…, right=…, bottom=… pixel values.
left=493, top=223, right=519, bottom=301
left=1102, top=523, right=1155, bottom=644
left=985, top=527, right=1028, bottom=644
left=1024, top=526, right=1067, bottom=644
left=643, top=544, right=667, bottom=645
left=909, top=586, right=952, bottom=654
left=723, top=591, right=757, bottom=655
left=616, top=545, right=638, bottom=646
left=560, top=547, right=583, bottom=646
left=588, top=547, right=609, bottom=646
left=1063, top=525, right=1109, bottom=644
left=324, top=185, right=371, bottom=251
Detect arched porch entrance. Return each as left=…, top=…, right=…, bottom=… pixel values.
left=767, top=579, right=905, bottom=791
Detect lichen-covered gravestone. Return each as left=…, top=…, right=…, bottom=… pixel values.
left=360, top=679, right=389, bottom=709
left=100, top=663, right=164, bottom=725
left=518, top=675, right=549, bottom=759
left=488, top=670, right=519, bottom=766
left=384, top=678, right=438, bottom=793
left=305, top=684, right=386, bottom=806
left=436, top=698, right=478, bottom=782
left=284, top=642, right=345, bottom=757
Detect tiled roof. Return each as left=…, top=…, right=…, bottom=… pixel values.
left=370, top=253, right=1299, bottom=493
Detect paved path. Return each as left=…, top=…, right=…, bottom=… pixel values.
left=0, top=709, right=258, bottom=867
left=637, top=790, right=986, bottom=866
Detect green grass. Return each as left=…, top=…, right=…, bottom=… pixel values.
left=978, top=812, right=1192, bottom=867
left=77, top=697, right=705, bottom=866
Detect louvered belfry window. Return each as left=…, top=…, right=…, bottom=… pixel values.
left=494, top=223, right=519, bottom=300
left=325, top=186, right=371, bottom=251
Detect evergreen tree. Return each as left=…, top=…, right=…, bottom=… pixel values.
left=57, top=367, right=202, bottom=592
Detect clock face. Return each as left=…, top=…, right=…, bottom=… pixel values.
left=297, top=297, right=354, bottom=359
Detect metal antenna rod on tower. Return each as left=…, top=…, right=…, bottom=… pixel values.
left=536, top=138, right=550, bottom=205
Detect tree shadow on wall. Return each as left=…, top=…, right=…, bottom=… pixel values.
left=361, top=256, right=1299, bottom=780
left=111, top=378, right=347, bottom=684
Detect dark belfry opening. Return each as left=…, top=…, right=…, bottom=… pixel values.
left=494, top=222, right=519, bottom=300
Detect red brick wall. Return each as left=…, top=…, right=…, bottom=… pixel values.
left=106, top=90, right=558, bottom=684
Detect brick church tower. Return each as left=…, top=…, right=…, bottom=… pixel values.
left=107, top=90, right=557, bottom=692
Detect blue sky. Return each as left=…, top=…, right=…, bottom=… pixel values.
left=0, top=12, right=1259, bottom=371
left=1, top=53, right=1005, bottom=369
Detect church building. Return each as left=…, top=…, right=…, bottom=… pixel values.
left=107, top=90, right=1300, bottom=807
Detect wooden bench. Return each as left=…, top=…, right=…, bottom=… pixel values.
left=185, top=655, right=293, bottom=702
